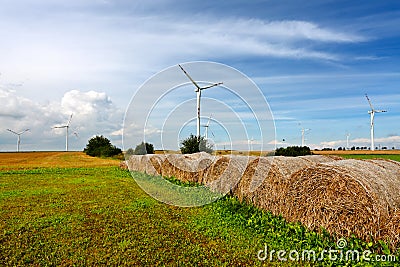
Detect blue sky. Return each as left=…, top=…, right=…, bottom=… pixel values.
left=0, top=0, right=399, bottom=151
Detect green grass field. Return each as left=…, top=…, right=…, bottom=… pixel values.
left=337, top=154, right=400, bottom=162
left=1, top=153, right=399, bottom=266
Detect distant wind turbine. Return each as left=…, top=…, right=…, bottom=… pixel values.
left=346, top=133, right=351, bottom=150
left=301, top=128, right=310, bottom=146
left=178, top=64, right=223, bottom=138
left=7, top=129, right=30, bottom=152
left=365, top=94, right=387, bottom=151
left=53, top=114, right=73, bottom=151
left=202, top=114, right=212, bottom=140
left=248, top=136, right=254, bottom=151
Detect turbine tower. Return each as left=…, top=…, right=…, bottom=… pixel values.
left=178, top=64, right=222, bottom=138
left=248, top=137, right=254, bottom=151
left=346, top=133, right=351, bottom=150
left=202, top=114, right=212, bottom=140
left=7, top=129, right=29, bottom=152
left=53, top=114, right=73, bottom=151
left=365, top=94, right=386, bottom=151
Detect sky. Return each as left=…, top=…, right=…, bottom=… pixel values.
left=0, top=0, right=399, bottom=151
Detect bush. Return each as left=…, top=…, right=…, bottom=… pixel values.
left=180, top=134, right=213, bottom=154
left=133, top=142, right=154, bottom=155
left=275, top=146, right=312, bottom=157
left=84, top=135, right=122, bottom=157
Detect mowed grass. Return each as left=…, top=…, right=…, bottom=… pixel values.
left=1, top=152, right=399, bottom=266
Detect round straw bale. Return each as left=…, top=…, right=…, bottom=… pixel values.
left=197, top=157, right=216, bottom=184
left=265, top=156, right=313, bottom=181
left=205, top=155, right=254, bottom=195
left=160, top=153, right=216, bottom=183
left=137, top=155, right=155, bottom=175
left=231, top=157, right=272, bottom=200
left=233, top=156, right=321, bottom=215
left=146, top=154, right=166, bottom=175
left=381, top=210, right=400, bottom=250
left=126, top=155, right=141, bottom=171
left=299, top=155, right=343, bottom=164
left=203, top=156, right=230, bottom=184
left=284, top=159, right=400, bottom=241
left=368, top=158, right=400, bottom=172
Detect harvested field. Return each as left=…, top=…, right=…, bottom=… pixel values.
left=0, top=151, right=119, bottom=169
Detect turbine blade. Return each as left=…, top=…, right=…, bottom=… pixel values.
left=7, top=129, right=18, bottom=135
left=53, top=126, right=67, bottom=129
left=365, top=94, right=374, bottom=110
left=67, top=114, right=73, bottom=126
left=178, top=64, right=201, bottom=90
left=375, top=110, right=387, bottom=113
left=18, top=129, right=30, bottom=135
left=200, top=82, right=223, bottom=90
left=206, top=114, right=212, bottom=127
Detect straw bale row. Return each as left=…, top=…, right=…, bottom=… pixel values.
left=125, top=153, right=400, bottom=248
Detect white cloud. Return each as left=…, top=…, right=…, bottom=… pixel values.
left=319, top=136, right=400, bottom=149
left=110, top=129, right=123, bottom=136
left=267, top=139, right=286, bottom=146
left=0, top=89, right=122, bottom=151
left=209, top=19, right=365, bottom=43
left=61, top=90, right=112, bottom=115
left=0, top=10, right=367, bottom=93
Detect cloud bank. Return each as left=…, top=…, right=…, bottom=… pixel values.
left=0, top=89, right=122, bottom=151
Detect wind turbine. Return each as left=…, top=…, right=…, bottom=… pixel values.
left=365, top=94, right=387, bottom=151
left=346, top=133, right=351, bottom=150
left=178, top=64, right=223, bottom=138
left=202, top=114, right=212, bottom=140
left=7, top=129, right=29, bottom=152
left=301, top=128, right=310, bottom=146
left=248, top=136, right=254, bottom=151
left=53, top=114, right=73, bottom=151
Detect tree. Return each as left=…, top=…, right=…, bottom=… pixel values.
left=180, top=134, right=213, bottom=154
left=134, top=142, right=154, bottom=155
left=84, top=135, right=122, bottom=157
left=125, top=148, right=134, bottom=156
left=275, top=146, right=312, bottom=157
